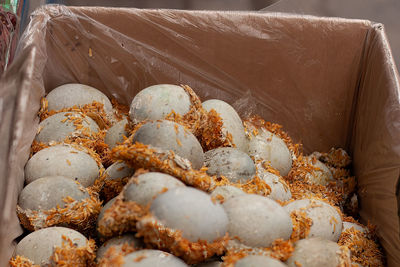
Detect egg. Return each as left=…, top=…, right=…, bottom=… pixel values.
left=18, top=176, right=89, bottom=211
left=105, top=118, right=129, bottom=149
left=121, top=249, right=188, bottom=267
left=96, top=234, right=143, bottom=261
left=210, top=185, right=246, bottom=202
left=25, top=144, right=100, bottom=187
left=124, top=172, right=185, bottom=206
left=105, top=161, right=135, bottom=180
left=305, top=157, right=334, bottom=186
left=14, top=227, right=88, bottom=266
left=97, top=197, right=116, bottom=228
left=204, top=147, right=256, bottom=183
left=234, top=255, right=287, bottom=267
left=256, top=164, right=291, bottom=202
left=46, top=83, right=113, bottom=116
left=35, top=112, right=99, bottom=144
left=286, top=238, right=349, bottom=267
left=284, top=199, right=342, bottom=242
left=223, top=194, right=292, bottom=248
left=150, top=187, right=228, bottom=242
left=247, top=125, right=292, bottom=176
left=202, top=99, right=247, bottom=152
left=132, top=120, right=204, bottom=169
left=129, top=84, right=192, bottom=124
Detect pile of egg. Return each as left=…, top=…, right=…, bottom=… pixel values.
left=10, top=84, right=383, bottom=267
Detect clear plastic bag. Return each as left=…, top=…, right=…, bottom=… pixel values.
left=1, top=4, right=400, bottom=266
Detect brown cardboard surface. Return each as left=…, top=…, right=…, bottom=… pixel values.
left=1, top=5, right=399, bottom=266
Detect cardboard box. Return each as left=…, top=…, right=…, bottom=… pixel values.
left=1, top=5, right=399, bottom=266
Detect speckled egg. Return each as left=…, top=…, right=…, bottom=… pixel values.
left=35, top=112, right=99, bottom=143
left=46, top=83, right=113, bottom=116
left=122, top=249, right=188, bottom=267
left=223, top=194, right=292, bottom=247
left=132, top=120, right=204, bottom=169
left=204, top=147, right=256, bottom=183
left=18, top=176, right=89, bottom=211
left=247, top=126, right=292, bottom=176
left=150, top=187, right=228, bottom=242
left=286, top=238, right=349, bottom=267
left=25, top=144, right=100, bottom=187
left=234, top=255, right=287, bottom=267
left=124, top=172, right=185, bottom=206
left=284, top=199, right=342, bottom=242
left=105, top=118, right=129, bottom=149
left=14, top=227, right=88, bottom=266
left=202, top=99, right=247, bottom=152
left=129, top=84, right=191, bottom=124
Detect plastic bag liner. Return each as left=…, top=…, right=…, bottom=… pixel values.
left=0, top=4, right=400, bottom=266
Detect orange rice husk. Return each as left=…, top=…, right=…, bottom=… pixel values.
left=111, top=97, right=130, bottom=121
left=17, top=186, right=101, bottom=233
left=289, top=210, right=313, bottom=242
left=9, top=256, right=39, bottom=267
left=50, top=236, right=97, bottom=267
left=101, top=177, right=130, bottom=202
left=338, top=228, right=384, bottom=267
left=136, top=215, right=229, bottom=264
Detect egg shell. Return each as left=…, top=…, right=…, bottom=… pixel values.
left=105, top=162, right=135, bottom=180
left=305, top=157, right=334, bottom=186
left=96, top=234, right=143, bottom=261
left=129, top=84, right=191, bottom=124
left=202, top=99, right=247, bottom=152
left=210, top=185, right=246, bottom=201
left=18, top=176, right=89, bottom=211
left=284, top=199, right=342, bottom=242
left=286, top=238, right=348, bottom=267
left=25, top=144, right=99, bottom=187
left=105, top=118, right=129, bottom=149
left=204, top=147, right=256, bottom=183
left=14, top=227, right=88, bottom=266
left=257, top=167, right=291, bottom=201
left=223, top=194, right=292, bottom=247
left=46, top=83, right=113, bottom=116
left=132, top=120, right=204, bottom=169
left=124, top=172, right=185, bottom=206
left=35, top=112, right=99, bottom=144
left=122, top=249, right=188, bottom=267
left=150, top=187, right=228, bottom=242
left=247, top=127, right=292, bottom=176
left=234, top=255, right=287, bottom=267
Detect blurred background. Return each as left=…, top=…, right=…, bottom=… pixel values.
left=1, top=0, right=400, bottom=73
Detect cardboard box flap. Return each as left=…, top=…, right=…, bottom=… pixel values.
left=1, top=5, right=399, bottom=266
